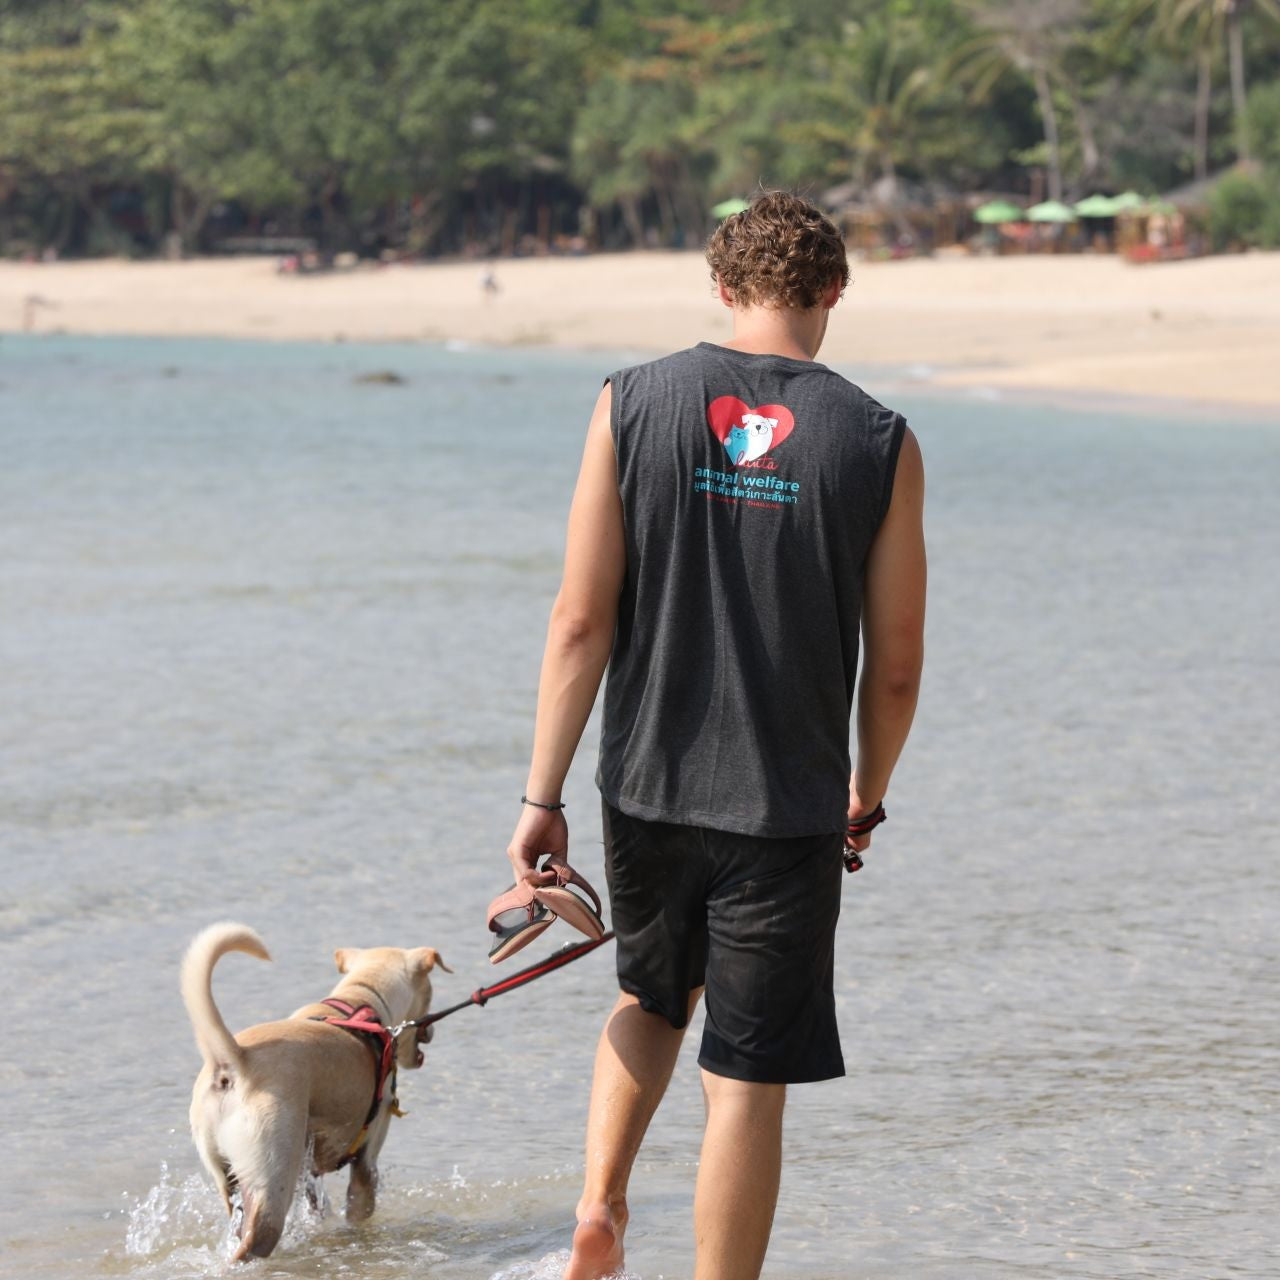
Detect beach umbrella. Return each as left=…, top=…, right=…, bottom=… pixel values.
left=1074, top=193, right=1119, bottom=217
left=1143, top=198, right=1178, bottom=215
left=1111, top=191, right=1146, bottom=213
left=711, top=197, right=751, bottom=218
left=1026, top=200, right=1078, bottom=223
left=973, top=200, right=1024, bottom=224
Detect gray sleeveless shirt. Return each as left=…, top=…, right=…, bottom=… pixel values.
left=596, top=342, right=906, bottom=838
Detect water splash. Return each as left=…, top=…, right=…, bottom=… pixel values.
left=488, top=1251, right=570, bottom=1280
left=489, top=1251, right=645, bottom=1280
left=276, top=1153, right=332, bottom=1250
left=124, top=1161, right=226, bottom=1259
left=124, top=1150, right=330, bottom=1265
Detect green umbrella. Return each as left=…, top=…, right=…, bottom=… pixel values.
left=711, top=197, right=751, bottom=218
left=1074, top=193, right=1119, bottom=217
left=1143, top=198, right=1178, bottom=215
left=1026, top=200, right=1078, bottom=223
left=973, top=199, right=1024, bottom=224
left=1111, top=190, right=1146, bottom=212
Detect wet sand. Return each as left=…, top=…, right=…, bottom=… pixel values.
left=3, top=250, right=1279, bottom=408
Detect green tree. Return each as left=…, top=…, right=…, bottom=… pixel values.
left=1142, top=0, right=1280, bottom=164
left=1246, top=78, right=1280, bottom=168
left=103, top=0, right=588, bottom=252
left=821, top=12, right=939, bottom=185
left=103, top=0, right=296, bottom=251
left=1123, top=0, right=1223, bottom=181
left=1208, top=166, right=1275, bottom=244
left=0, top=12, right=149, bottom=252
left=572, top=15, right=773, bottom=245
left=951, top=0, right=1089, bottom=200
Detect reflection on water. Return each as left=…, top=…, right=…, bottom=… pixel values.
left=1, top=336, right=1278, bottom=1279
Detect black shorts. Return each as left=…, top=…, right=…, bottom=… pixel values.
left=601, top=800, right=845, bottom=1085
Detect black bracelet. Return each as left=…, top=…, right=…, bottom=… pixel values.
left=521, top=795, right=566, bottom=811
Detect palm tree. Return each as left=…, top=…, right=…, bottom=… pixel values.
left=1145, top=0, right=1280, bottom=166
left=824, top=14, right=938, bottom=186
left=1127, top=0, right=1220, bottom=180
left=951, top=0, right=1088, bottom=202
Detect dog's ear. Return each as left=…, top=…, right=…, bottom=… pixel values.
left=412, top=947, right=452, bottom=975
left=334, top=948, right=353, bottom=973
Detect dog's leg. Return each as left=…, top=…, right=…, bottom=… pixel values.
left=345, top=1109, right=392, bottom=1223
left=346, top=1153, right=378, bottom=1223
left=305, top=1173, right=326, bottom=1215
left=191, top=1127, right=235, bottom=1216
left=229, top=1105, right=309, bottom=1261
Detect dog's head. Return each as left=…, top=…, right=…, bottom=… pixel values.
left=725, top=414, right=777, bottom=465
left=333, top=945, right=452, bottom=1070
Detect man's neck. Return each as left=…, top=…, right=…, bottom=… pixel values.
left=718, top=305, right=826, bottom=362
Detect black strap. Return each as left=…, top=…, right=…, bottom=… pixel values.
left=846, top=803, right=886, bottom=837
left=844, top=803, right=886, bottom=873
left=521, top=795, right=566, bottom=811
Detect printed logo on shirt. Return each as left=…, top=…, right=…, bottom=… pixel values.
left=695, top=395, right=802, bottom=510
left=706, top=396, right=795, bottom=467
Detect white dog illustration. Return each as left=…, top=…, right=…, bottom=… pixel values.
left=724, top=412, right=778, bottom=465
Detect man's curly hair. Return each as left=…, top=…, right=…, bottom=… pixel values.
left=706, top=191, right=849, bottom=310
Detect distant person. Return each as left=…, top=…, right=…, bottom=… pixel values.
left=22, top=293, right=51, bottom=331
left=504, top=190, right=926, bottom=1280
left=480, top=265, right=500, bottom=299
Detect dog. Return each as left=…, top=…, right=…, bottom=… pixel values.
left=181, top=922, right=450, bottom=1260
left=724, top=412, right=778, bottom=465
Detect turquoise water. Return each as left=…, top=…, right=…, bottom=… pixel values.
left=1, top=335, right=1278, bottom=1279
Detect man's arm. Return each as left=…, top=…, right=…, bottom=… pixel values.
left=849, top=426, right=926, bottom=852
left=507, top=383, right=625, bottom=883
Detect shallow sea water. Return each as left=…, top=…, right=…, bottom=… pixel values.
left=0, top=334, right=1277, bottom=1279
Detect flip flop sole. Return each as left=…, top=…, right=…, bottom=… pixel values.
left=534, top=886, right=605, bottom=941
left=488, top=915, right=554, bottom=964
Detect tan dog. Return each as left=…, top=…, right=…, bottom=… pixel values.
left=181, top=922, right=449, bottom=1260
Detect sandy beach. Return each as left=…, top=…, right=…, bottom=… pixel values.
left=4, top=250, right=1279, bottom=409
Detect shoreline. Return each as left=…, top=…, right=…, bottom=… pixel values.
left=4, top=250, right=1279, bottom=413
left=11, top=330, right=1277, bottom=427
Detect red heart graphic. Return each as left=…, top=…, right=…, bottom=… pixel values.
left=706, top=397, right=796, bottom=452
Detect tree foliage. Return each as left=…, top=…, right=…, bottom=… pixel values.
left=1, top=0, right=1277, bottom=254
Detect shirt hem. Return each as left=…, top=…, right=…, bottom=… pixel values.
left=598, top=780, right=846, bottom=840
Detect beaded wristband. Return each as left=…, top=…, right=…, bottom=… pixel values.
left=521, top=795, right=566, bottom=812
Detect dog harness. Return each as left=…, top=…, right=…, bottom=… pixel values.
left=310, top=998, right=404, bottom=1166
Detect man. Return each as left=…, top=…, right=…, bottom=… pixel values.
left=505, top=190, right=926, bottom=1280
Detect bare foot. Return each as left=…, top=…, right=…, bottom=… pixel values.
left=563, top=1203, right=624, bottom=1280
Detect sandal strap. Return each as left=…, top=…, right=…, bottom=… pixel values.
left=543, top=860, right=603, bottom=916
left=486, top=880, right=540, bottom=931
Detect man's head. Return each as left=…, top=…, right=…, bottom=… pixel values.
left=706, top=191, right=849, bottom=312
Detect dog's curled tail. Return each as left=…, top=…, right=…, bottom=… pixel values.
left=181, top=922, right=270, bottom=1073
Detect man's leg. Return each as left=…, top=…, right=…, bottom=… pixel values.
left=565, top=989, right=701, bottom=1280
left=692, top=1071, right=786, bottom=1280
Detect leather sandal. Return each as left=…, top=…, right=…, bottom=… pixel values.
left=531, top=860, right=606, bottom=941
left=486, top=881, right=554, bottom=964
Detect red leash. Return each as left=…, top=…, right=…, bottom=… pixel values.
left=411, top=930, right=616, bottom=1030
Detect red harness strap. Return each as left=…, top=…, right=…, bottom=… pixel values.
left=313, top=998, right=399, bottom=1164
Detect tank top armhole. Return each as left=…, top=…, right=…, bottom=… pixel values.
left=604, top=370, right=624, bottom=482
left=875, top=411, right=909, bottom=528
